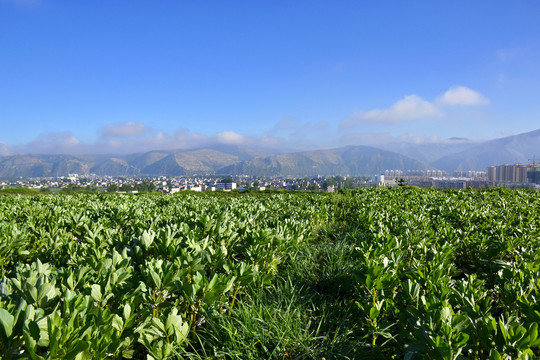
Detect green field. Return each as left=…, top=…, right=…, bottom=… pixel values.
left=1, top=188, right=540, bottom=359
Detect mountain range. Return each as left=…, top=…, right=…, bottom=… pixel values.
left=0, top=129, right=538, bottom=178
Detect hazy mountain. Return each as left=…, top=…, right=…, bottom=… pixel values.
left=380, top=138, right=479, bottom=163
left=431, top=129, right=540, bottom=172
left=140, top=154, right=187, bottom=176
left=0, top=146, right=278, bottom=178
left=1, top=129, right=539, bottom=177
left=204, top=145, right=279, bottom=160
left=123, top=151, right=170, bottom=170
left=219, top=146, right=433, bottom=176
left=91, top=158, right=141, bottom=176
left=0, top=154, right=97, bottom=178
left=135, top=146, right=278, bottom=175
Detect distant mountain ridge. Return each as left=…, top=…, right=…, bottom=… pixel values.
left=0, top=129, right=539, bottom=177
left=432, top=128, right=540, bottom=172
left=219, top=146, right=432, bottom=176
left=0, top=146, right=278, bottom=178
left=379, top=139, right=479, bottom=164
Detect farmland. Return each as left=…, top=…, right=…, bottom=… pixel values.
left=1, top=188, right=540, bottom=359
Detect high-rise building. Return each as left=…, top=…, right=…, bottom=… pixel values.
left=487, top=163, right=540, bottom=183
left=528, top=169, right=540, bottom=184
left=487, top=166, right=497, bottom=181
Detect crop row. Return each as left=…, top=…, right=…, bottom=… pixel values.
left=0, top=193, right=329, bottom=359
left=1, top=188, right=540, bottom=359
left=330, top=188, right=540, bottom=359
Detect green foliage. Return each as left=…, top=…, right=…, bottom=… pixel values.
left=107, top=183, right=119, bottom=193
left=0, top=192, right=327, bottom=358
left=135, top=181, right=156, bottom=192
left=0, top=187, right=38, bottom=195
left=219, top=176, right=234, bottom=183
left=322, top=178, right=336, bottom=190
left=60, top=184, right=102, bottom=193
left=1, top=188, right=540, bottom=359
left=326, top=187, right=540, bottom=359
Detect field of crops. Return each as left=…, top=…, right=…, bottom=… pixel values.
left=1, top=188, right=540, bottom=359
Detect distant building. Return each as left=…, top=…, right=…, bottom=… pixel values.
left=528, top=169, right=540, bottom=184
left=487, top=163, right=540, bottom=183
left=385, top=170, right=402, bottom=178
left=216, top=182, right=237, bottom=191
left=410, top=180, right=434, bottom=188
left=433, top=180, right=467, bottom=189
left=373, top=174, right=385, bottom=185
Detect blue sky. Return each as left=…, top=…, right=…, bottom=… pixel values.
left=1, top=0, right=540, bottom=155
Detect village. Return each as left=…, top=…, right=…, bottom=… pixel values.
left=3, top=166, right=539, bottom=194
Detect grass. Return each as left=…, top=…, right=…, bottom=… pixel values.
left=186, top=277, right=325, bottom=359
left=183, top=231, right=398, bottom=360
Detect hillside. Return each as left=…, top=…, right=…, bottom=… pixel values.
left=219, top=146, right=433, bottom=176
left=381, top=138, right=479, bottom=164
left=431, top=129, right=540, bottom=172
left=0, top=154, right=98, bottom=178
left=0, top=146, right=278, bottom=178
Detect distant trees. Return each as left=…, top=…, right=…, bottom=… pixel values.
left=322, top=178, right=336, bottom=190
left=343, top=178, right=355, bottom=189
left=135, top=181, right=156, bottom=192
left=60, top=184, right=101, bottom=193
left=107, top=181, right=155, bottom=193
left=119, top=184, right=133, bottom=192
left=107, top=184, right=119, bottom=193
left=219, top=176, right=234, bottom=183
left=396, top=178, right=407, bottom=187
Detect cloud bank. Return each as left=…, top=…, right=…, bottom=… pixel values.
left=341, top=86, right=489, bottom=127
left=0, top=122, right=288, bottom=156
left=0, top=85, right=492, bottom=157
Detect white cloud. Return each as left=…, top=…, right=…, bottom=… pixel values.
left=22, top=132, right=84, bottom=154
left=99, top=121, right=151, bottom=138
left=215, top=131, right=245, bottom=145
left=341, top=86, right=490, bottom=128
left=436, top=86, right=490, bottom=106
left=9, top=125, right=287, bottom=155
left=363, top=95, right=442, bottom=123
left=341, top=95, right=442, bottom=127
